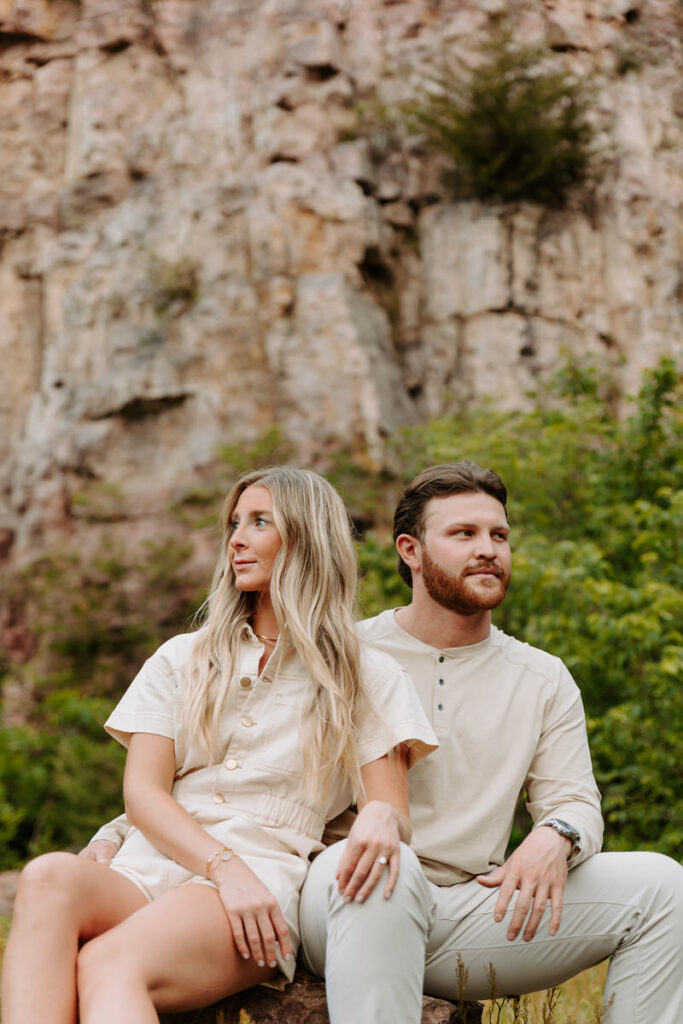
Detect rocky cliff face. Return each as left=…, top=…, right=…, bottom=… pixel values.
left=1, top=0, right=681, bottom=557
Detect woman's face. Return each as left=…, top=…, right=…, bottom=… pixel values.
left=228, top=484, right=282, bottom=593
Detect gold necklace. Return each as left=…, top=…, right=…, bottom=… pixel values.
left=255, top=633, right=279, bottom=645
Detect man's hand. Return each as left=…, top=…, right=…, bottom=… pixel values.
left=475, top=827, right=571, bottom=942
left=77, top=839, right=119, bottom=865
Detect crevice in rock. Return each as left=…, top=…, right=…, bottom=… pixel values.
left=0, top=31, right=44, bottom=49
left=100, top=39, right=131, bottom=55
left=91, top=393, right=192, bottom=422
left=305, top=64, right=339, bottom=82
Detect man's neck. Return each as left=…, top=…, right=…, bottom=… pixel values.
left=394, top=599, right=491, bottom=649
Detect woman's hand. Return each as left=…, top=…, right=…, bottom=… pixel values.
left=336, top=798, right=403, bottom=903
left=78, top=840, right=119, bottom=865
left=335, top=745, right=412, bottom=903
left=210, top=855, right=292, bottom=969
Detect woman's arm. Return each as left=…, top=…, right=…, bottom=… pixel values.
left=124, top=732, right=291, bottom=969
left=335, top=747, right=411, bottom=905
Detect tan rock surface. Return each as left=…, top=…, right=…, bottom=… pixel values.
left=0, top=0, right=681, bottom=556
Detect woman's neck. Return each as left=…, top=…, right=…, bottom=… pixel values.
left=250, top=596, right=279, bottom=645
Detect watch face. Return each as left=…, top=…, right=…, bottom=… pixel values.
left=545, top=819, right=580, bottom=846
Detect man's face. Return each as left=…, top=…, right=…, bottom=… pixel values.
left=418, top=492, right=511, bottom=614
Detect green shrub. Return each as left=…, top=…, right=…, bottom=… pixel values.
left=405, top=27, right=601, bottom=204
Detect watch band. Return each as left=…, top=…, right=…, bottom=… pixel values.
left=541, top=818, right=581, bottom=855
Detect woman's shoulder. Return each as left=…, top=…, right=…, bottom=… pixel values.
left=146, top=630, right=203, bottom=672
left=357, top=641, right=412, bottom=690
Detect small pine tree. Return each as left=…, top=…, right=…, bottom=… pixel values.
left=406, top=27, right=599, bottom=205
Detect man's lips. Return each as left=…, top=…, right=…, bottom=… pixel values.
left=467, top=566, right=503, bottom=577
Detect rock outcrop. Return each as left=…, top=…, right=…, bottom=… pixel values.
left=1, top=0, right=681, bottom=556
left=158, top=968, right=483, bottom=1024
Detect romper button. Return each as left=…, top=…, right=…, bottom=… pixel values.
left=241, top=716, right=255, bottom=727
left=239, top=676, right=251, bottom=688
left=437, top=704, right=444, bottom=711
left=225, top=758, right=238, bottom=770
left=213, top=793, right=225, bottom=804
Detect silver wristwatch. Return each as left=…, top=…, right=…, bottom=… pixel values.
left=541, top=818, right=581, bottom=855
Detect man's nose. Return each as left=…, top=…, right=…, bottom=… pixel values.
left=474, top=535, right=496, bottom=558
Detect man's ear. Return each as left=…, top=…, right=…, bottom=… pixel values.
left=396, top=534, right=422, bottom=575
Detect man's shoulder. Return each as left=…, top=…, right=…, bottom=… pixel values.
left=356, top=609, right=397, bottom=643
left=489, top=626, right=571, bottom=687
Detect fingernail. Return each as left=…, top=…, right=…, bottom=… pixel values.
left=494, top=914, right=502, bottom=922
left=343, top=895, right=351, bottom=903
left=269, top=960, right=277, bottom=968
left=242, top=953, right=250, bottom=959
left=285, top=953, right=292, bottom=960
left=257, top=960, right=265, bottom=967
left=355, top=895, right=364, bottom=903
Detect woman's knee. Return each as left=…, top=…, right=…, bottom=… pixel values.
left=77, top=932, right=143, bottom=1002
left=14, top=851, right=83, bottom=915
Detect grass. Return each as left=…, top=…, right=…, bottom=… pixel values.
left=478, top=961, right=610, bottom=1023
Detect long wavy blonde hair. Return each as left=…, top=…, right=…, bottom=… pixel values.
left=182, top=466, right=364, bottom=800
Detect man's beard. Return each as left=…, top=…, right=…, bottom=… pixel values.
left=421, top=547, right=510, bottom=615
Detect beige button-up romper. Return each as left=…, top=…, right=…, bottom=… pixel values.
left=105, top=629, right=437, bottom=981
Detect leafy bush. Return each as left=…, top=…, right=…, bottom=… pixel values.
left=0, top=696, right=126, bottom=867
left=405, top=28, right=600, bottom=204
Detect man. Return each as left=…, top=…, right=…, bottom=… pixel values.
left=86, top=462, right=682, bottom=1023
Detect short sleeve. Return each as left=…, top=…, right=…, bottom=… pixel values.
left=356, top=645, right=438, bottom=769
left=104, top=637, right=183, bottom=747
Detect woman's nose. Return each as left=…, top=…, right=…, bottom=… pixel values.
left=229, top=527, right=245, bottom=549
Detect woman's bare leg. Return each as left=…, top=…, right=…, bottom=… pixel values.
left=1, top=851, right=147, bottom=1024
left=77, top=882, right=279, bottom=1024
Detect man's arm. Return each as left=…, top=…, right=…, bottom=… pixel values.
left=477, top=667, right=603, bottom=941
left=78, top=812, right=129, bottom=864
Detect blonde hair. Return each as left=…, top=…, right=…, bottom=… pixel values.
left=183, top=467, right=364, bottom=800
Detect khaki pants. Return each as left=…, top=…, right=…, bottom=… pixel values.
left=299, top=842, right=683, bottom=1024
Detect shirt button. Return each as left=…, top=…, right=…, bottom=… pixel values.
left=212, top=792, right=225, bottom=804
left=439, top=678, right=445, bottom=685
left=239, top=676, right=252, bottom=688
left=225, top=758, right=238, bottom=770
left=241, top=716, right=255, bottom=727
left=438, top=655, right=445, bottom=663
left=437, top=704, right=444, bottom=711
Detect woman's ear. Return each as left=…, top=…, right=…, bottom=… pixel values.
left=395, top=534, right=422, bottom=576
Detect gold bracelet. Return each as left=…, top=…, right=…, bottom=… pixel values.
left=205, top=845, right=233, bottom=877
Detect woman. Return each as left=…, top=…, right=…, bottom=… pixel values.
left=2, top=467, right=436, bottom=1023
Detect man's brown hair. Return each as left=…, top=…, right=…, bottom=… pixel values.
left=393, top=461, right=508, bottom=587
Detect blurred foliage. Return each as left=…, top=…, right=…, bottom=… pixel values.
left=1, top=361, right=681, bottom=865
left=148, top=255, right=199, bottom=317
left=403, top=27, right=601, bottom=205
left=0, top=536, right=198, bottom=867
